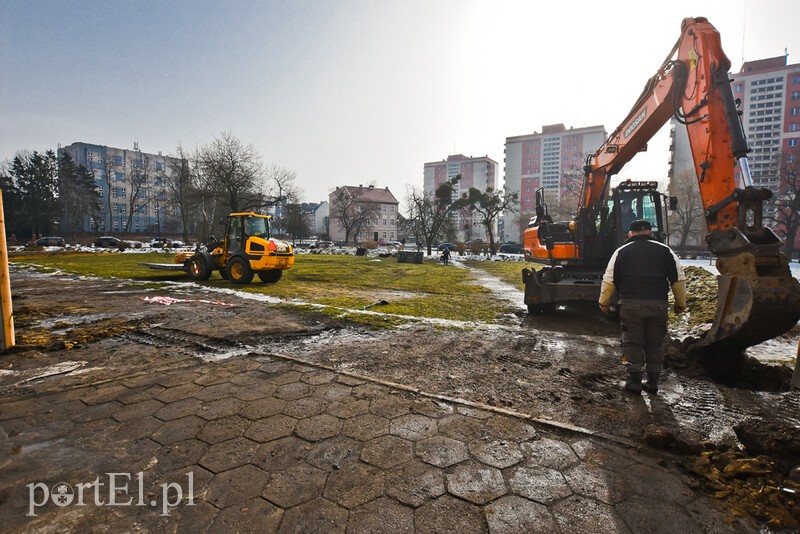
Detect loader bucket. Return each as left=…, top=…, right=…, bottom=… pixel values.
left=687, top=252, right=800, bottom=355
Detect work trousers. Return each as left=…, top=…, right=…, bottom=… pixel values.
left=618, top=299, right=668, bottom=373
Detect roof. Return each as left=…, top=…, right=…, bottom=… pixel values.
left=337, top=185, right=399, bottom=204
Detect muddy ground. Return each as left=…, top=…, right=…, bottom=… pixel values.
left=3, top=264, right=800, bottom=528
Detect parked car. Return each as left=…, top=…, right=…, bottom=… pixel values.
left=149, top=237, right=172, bottom=248
left=437, top=243, right=457, bottom=252
left=94, top=236, right=128, bottom=249
left=498, top=243, right=524, bottom=255
left=35, top=236, right=66, bottom=247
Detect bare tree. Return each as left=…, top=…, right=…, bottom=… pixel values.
left=771, top=149, right=800, bottom=258
left=124, top=154, right=154, bottom=232
left=168, top=145, right=195, bottom=243
left=200, top=132, right=262, bottom=213
left=258, top=164, right=303, bottom=235
left=405, top=175, right=466, bottom=255
left=100, top=154, right=116, bottom=232
left=464, top=187, right=520, bottom=254
left=329, top=187, right=380, bottom=244
left=667, top=169, right=704, bottom=252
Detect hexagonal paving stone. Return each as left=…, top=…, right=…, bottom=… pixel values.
left=194, top=371, right=234, bottom=387
left=257, top=361, right=293, bottom=375
left=282, top=397, right=329, bottom=419
left=115, top=416, right=162, bottom=442
left=323, top=462, right=384, bottom=509
left=229, top=370, right=267, bottom=386
left=445, top=462, right=506, bottom=505
left=306, top=436, right=362, bottom=472
left=521, top=437, right=580, bottom=471
left=197, top=398, right=246, bottom=421
left=551, top=495, right=624, bottom=533
left=278, top=498, right=348, bottom=533
left=369, top=396, right=411, bottom=419
left=273, top=382, right=314, bottom=401
left=468, top=438, right=524, bottom=469
left=240, top=397, right=287, bottom=420
left=198, top=436, right=259, bottom=473
left=409, top=398, right=453, bottom=418
left=112, top=399, right=164, bottom=423
left=342, top=414, right=390, bottom=441
left=312, top=383, right=352, bottom=401
left=300, top=370, right=337, bottom=385
left=157, top=382, right=203, bottom=403
left=154, top=397, right=203, bottom=421
left=390, top=414, right=438, bottom=441
left=485, top=495, right=558, bottom=533
left=385, top=461, right=446, bottom=507
left=253, top=436, right=313, bottom=472
left=233, top=382, right=277, bottom=402
left=194, top=382, right=240, bottom=402
left=415, top=495, right=485, bottom=534
left=347, top=497, right=414, bottom=533
left=327, top=398, right=370, bottom=419
left=267, top=370, right=302, bottom=385
left=116, top=384, right=164, bottom=405
left=436, top=414, right=486, bottom=443
left=508, top=466, right=572, bottom=505
left=208, top=497, right=283, bottom=534
left=361, top=435, right=413, bottom=469
left=205, top=464, right=269, bottom=509
left=415, top=436, right=469, bottom=468
left=157, top=370, right=201, bottom=388
left=197, top=415, right=251, bottom=444
left=562, top=463, right=628, bottom=505
left=262, top=463, right=327, bottom=508
left=154, top=439, right=208, bottom=473
left=152, top=415, right=205, bottom=446
left=337, top=375, right=365, bottom=386
left=294, top=414, right=343, bottom=442
left=244, top=415, right=297, bottom=443
left=485, top=415, right=537, bottom=441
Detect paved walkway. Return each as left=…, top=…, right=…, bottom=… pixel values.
left=0, top=353, right=745, bottom=533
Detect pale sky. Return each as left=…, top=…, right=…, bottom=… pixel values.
left=2, top=0, right=799, bottom=206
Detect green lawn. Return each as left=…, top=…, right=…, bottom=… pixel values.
left=10, top=252, right=517, bottom=325
left=464, top=259, right=530, bottom=290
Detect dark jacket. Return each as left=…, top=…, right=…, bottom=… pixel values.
left=602, top=234, right=683, bottom=301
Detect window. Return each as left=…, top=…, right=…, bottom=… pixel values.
left=735, top=84, right=743, bottom=92
left=790, top=123, right=800, bottom=132
left=789, top=139, right=799, bottom=147
left=382, top=218, right=387, bottom=226
left=793, top=76, right=800, bottom=84
left=793, top=92, right=800, bottom=100
left=793, top=108, right=800, bottom=116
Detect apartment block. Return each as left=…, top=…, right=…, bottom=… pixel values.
left=423, top=154, right=498, bottom=242
left=671, top=55, right=800, bottom=189
left=328, top=184, right=399, bottom=244
left=61, top=142, right=175, bottom=234
left=503, top=124, right=606, bottom=242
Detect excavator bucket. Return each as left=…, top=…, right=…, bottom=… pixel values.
left=687, top=252, right=800, bottom=355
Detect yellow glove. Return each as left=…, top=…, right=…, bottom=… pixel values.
left=598, top=280, right=615, bottom=315
left=672, top=280, right=687, bottom=313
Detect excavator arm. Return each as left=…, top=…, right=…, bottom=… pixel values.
left=583, top=17, right=800, bottom=355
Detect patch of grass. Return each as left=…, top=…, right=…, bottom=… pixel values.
left=464, top=259, right=531, bottom=290
left=11, top=252, right=513, bottom=323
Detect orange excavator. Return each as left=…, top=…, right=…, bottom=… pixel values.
left=522, top=17, right=800, bottom=354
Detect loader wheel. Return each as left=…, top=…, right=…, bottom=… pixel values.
left=186, top=256, right=212, bottom=281
left=258, top=270, right=283, bottom=283
left=227, top=257, right=254, bottom=284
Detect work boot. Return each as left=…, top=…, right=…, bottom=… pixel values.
left=624, top=372, right=643, bottom=393
left=643, top=372, right=660, bottom=394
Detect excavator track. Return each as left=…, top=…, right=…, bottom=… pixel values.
left=686, top=251, right=800, bottom=355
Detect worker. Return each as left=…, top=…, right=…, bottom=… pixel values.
left=619, top=200, right=637, bottom=231
left=598, top=219, right=686, bottom=394
left=441, top=246, right=451, bottom=266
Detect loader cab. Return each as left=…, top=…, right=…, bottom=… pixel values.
left=224, top=213, right=272, bottom=257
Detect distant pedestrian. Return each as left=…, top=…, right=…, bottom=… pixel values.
left=598, top=219, right=686, bottom=394
left=441, top=247, right=451, bottom=266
